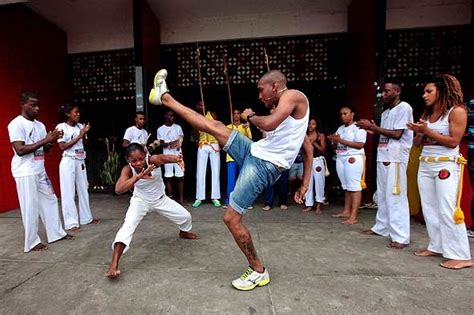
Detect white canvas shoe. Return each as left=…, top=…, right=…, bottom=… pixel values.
left=231, top=267, right=270, bottom=291
left=149, top=69, right=169, bottom=105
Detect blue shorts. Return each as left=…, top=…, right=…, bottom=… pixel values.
left=223, top=130, right=282, bottom=215
left=289, top=162, right=303, bottom=178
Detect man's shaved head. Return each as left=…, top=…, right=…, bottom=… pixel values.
left=259, top=70, right=287, bottom=86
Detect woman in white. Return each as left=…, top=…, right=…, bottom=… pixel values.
left=303, top=117, right=327, bottom=214
left=106, top=143, right=198, bottom=278
left=328, top=106, right=367, bottom=225
left=408, top=74, right=472, bottom=269
left=56, top=104, right=99, bottom=232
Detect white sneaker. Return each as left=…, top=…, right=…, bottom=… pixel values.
left=149, top=69, right=169, bottom=105
left=231, top=267, right=270, bottom=291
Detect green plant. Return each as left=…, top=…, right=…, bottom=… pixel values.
left=99, top=137, right=120, bottom=186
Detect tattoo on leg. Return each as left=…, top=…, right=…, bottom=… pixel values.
left=242, top=238, right=258, bottom=261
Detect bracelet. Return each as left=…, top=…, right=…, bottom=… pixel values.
left=247, top=112, right=256, bottom=122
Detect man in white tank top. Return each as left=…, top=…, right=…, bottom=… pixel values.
left=149, top=69, right=313, bottom=291
left=358, top=82, right=414, bottom=249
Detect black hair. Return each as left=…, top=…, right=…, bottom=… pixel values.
left=135, top=111, right=145, bottom=117
left=382, top=80, right=402, bottom=92
left=339, top=105, right=355, bottom=113
left=125, top=143, right=145, bottom=157
left=309, top=116, right=323, bottom=133
left=59, top=103, right=79, bottom=122
left=20, top=91, right=38, bottom=104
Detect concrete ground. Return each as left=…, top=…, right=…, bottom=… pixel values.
left=0, top=194, right=473, bottom=314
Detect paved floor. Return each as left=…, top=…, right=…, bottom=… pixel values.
left=0, top=194, right=473, bottom=314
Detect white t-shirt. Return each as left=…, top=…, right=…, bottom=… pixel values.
left=123, top=126, right=149, bottom=146
left=56, top=122, right=86, bottom=159
left=157, top=123, right=184, bottom=155
left=377, top=101, right=414, bottom=163
left=335, top=123, right=366, bottom=156
left=7, top=115, right=47, bottom=177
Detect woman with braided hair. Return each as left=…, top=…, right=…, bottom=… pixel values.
left=408, top=74, right=473, bottom=269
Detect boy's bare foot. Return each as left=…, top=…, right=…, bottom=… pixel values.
left=315, top=205, right=322, bottom=214
left=31, top=243, right=48, bottom=251
left=332, top=212, right=349, bottom=218
left=386, top=241, right=408, bottom=249
left=67, top=226, right=81, bottom=232
left=342, top=219, right=358, bottom=225
left=87, top=219, right=100, bottom=225
left=440, top=259, right=474, bottom=270
left=106, top=265, right=121, bottom=278
left=179, top=231, right=199, bottom=239
left=414, top=249, right=442, bottom=257
left=302, top=207, right=312, bottom=212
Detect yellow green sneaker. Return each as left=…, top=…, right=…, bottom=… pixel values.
left=231, top=267, right=270, bottom=291
left=149, top=69, right=169, bottom=106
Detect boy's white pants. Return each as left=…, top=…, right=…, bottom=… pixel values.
left=417, top=160, right=471, bottom=260
left=196, top=144, right=221, bottom=200
left=59, top=156, right=93, bottom=229
left=112, top=195, right=193, bottom=253
left=371, top=162, right=410, bottom=244
left=305, top=157, right=326, bottom=206
left=15, top=172, right=67, bottom=252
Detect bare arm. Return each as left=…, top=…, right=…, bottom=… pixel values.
left=312, top=133, right=326, bottom=154
left=295, top=136, right=313, bottom=204
left=12, top=129, right=61, bottom=156
left=408, top=107, right=467, bottom=148
left=357, top=119, right=403, bottom=140
left=242, top=91, right=302, bottom=132
left=327, top=134, right=364, bottom=150
left=122, top=139, right=130, bottom=148
left=59, top=123, right=90, bottom=151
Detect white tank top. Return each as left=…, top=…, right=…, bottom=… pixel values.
left=421, top=108, right=459, bottom=157
left=130, top=158, right=165, bottom=203
left=251, top=91, right=310, bottom=169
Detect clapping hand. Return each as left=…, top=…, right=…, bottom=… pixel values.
left=407, top=119, right=428, bottom=134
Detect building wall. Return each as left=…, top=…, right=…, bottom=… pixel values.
left=0, top=4, right=68, bottom=211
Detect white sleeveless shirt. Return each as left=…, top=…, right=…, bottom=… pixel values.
left=422, top=108, right=459, bottom=157
left=130, top=159, right=165, bottom=203
left=251, top=92, right=310, bottom=169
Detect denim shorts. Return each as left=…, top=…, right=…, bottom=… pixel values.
left=223, top=130, right=282, bottom=215
left=289, top=162, right=303, bottom=178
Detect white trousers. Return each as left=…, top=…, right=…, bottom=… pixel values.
left=417, top=160, right=471, bottom=260
left=59, top=156, right=93, bottom=229
left=113, top=195, right=193, bottom=253
left=305, top=158, right=326, bottom=206
left=15, top=173, right=67, bottom=252
left=336, top=154, right=364, bottom=192
left=371, top=162, right=410, bottom=244
left=196, top=144, right=221, bottom=200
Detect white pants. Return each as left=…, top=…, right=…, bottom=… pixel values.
left=305, top=157, right=326, bottom=206
left=336, top=154, right=364, bottom=192
left=417, top=160, right=471, bottom=260
left=196, top=144, right=221, bottom=200
left=164, top=163, right=184, bottom=178
left=15, top=173, right=67, bottom=252
left=112, top=195, right=193, bottom=253
left=59, top=156, right=93, bottom=229
left=371, top=162, right=410, bottom=244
